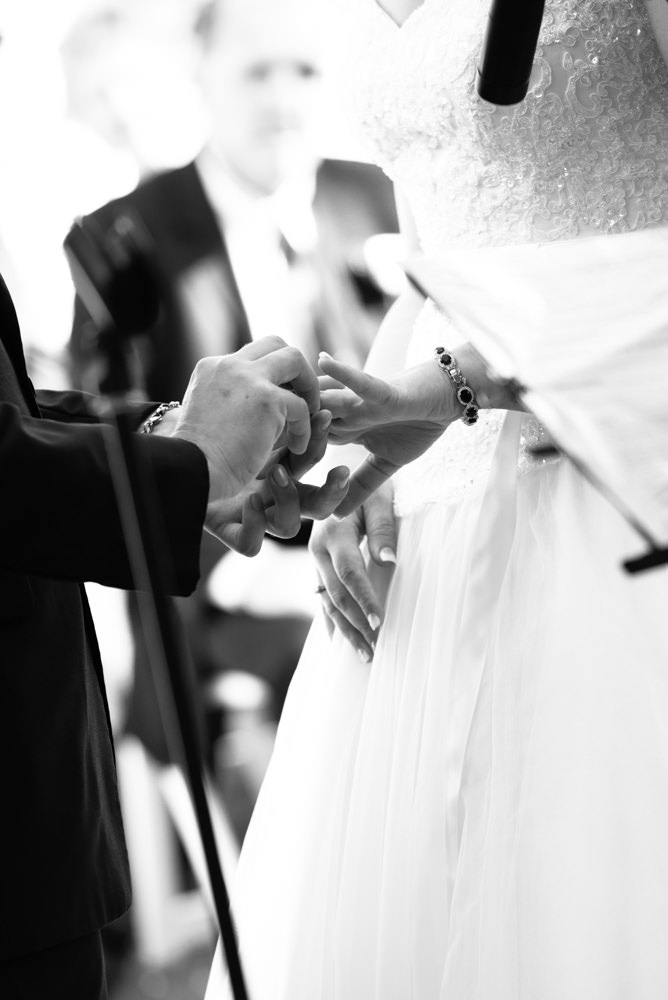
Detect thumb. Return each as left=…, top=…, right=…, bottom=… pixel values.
left=363, top=485, right=398, bottom=566
left=333, top=453, right=398, bottom=518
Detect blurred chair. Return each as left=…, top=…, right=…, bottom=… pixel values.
left=116, top=736, right=239, bottom=966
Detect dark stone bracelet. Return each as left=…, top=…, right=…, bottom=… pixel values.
left=434, top=347, right=479, bottom=425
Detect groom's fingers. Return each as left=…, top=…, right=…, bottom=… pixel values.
left=294, top=467, right=351, bottom=520
left=238, top=335, right=287, bottom=360
left=282, top=392, right=312, bottom=455
left=283, top=410, right=331, bottom=479
left=260, top=345, right=320, bottom=414
left=333, top=453, right=399, bottom=517
left=215, top=492, right=267, bottom=556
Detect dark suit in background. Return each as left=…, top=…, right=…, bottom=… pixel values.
left=70, top=158, right=398, bottom=400
left=0, top=274, right=208, bottom=992
left=69, top=157, right=398, bottom=776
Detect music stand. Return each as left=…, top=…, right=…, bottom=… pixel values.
left=405, top=225, right=668, bottom=573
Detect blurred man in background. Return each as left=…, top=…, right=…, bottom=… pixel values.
left=69, top=0, right=398, bottom=823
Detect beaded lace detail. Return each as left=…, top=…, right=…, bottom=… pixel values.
left=340, top=0, right=668, bottom=513
left=353, top=0, right=668, bottom=249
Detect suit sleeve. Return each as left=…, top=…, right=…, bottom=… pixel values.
left=36, top=387, right=158, bottom=428
left=0, top=402, right=208, bottom=595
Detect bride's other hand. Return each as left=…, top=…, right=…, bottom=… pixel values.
left=319, top=353, right=458, bottom=515
left=310, top=482, right=396, bottom=661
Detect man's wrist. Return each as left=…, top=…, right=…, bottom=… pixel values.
left=147, top=405, right=182, bottom=437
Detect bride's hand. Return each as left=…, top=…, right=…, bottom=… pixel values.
left=319, top=353, right=459, bottom=516
left=310, top=482, right=396, bottom=661
left=206, top=409, right=350, bottom=553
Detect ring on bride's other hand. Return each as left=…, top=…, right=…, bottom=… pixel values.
left=314, top=584, right=327, bottom=595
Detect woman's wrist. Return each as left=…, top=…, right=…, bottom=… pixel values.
left=452, top=343, right=525, bottom=412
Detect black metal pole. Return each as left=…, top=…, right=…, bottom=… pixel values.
left=99, top=400, right=250, bottom=1000
left=64, top=216, right=250, bottom=995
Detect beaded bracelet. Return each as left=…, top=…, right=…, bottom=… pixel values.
left=142, top=400, right=181, bottom=434
left=434, top=347, right=479, bottom=425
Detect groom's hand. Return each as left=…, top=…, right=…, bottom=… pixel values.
left=173, top=338, right=319, bottom=512
left=206, top=409, right=351, bottom=554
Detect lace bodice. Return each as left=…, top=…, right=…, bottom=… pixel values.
left=351, top=0, right=668, bottom=249
left=341, top=0, right=668, bottom=512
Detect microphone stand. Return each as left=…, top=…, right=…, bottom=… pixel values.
left=66, top=224, right=250, bottom=999
left=97, top=396, right=250, bottom=1000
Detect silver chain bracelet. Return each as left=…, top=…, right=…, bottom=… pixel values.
left=142, top=400, right=181, bottom=434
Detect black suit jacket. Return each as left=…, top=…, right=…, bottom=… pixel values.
left=0, top=274, right=209, bottom=958
left=70, top=157, right=398, bottom=401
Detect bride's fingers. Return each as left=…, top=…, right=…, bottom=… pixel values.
left=314, top=554, right=376, bottom=660
left=333, top=453, right=399, bottom=518
left=325, top=419, right=373, bottom=443
left=319, top=387, right=362, bottom=418
left=328, top=538, right=383, bottom=646
left=310, top=525, right=379, bottom=655
left=318, top=591, right=374, bottom=662
left=318, top=353, right=394, bottom=405
left=317, top=374, right=345, bottom=391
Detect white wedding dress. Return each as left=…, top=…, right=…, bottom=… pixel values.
left=207, top=2, right=668, bottom=997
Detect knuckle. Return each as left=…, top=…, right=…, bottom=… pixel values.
left=264, top=335, right=287, bottom=352
left=284, top=345, right=302, bottom=365
left=327, top=586, right=348, bottom=614
left=309, top=505, right=331, bottom=522
left=256, top=391, right=276, bottom=415
left=329, top=589, right=362, bottom=628
left=338, top=564, right=360, bottom=589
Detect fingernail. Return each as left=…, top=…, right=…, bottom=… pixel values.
left=319, top=351, right=333, bottom=361
left=379, top=547, right=396, bottom=564
left=321, top=411, right=332, bottom=430
left=337, top=473, right=350, bottom=489
left=249, top=494, right=264, bottom=512
left=358, top=648, right=371, bottom=663
left=368, top=613, right=381, bottom=631
left=272, top=466, right=289, bottom=487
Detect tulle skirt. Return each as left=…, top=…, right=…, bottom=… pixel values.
left=206, top=442, right=668, bottom=1000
